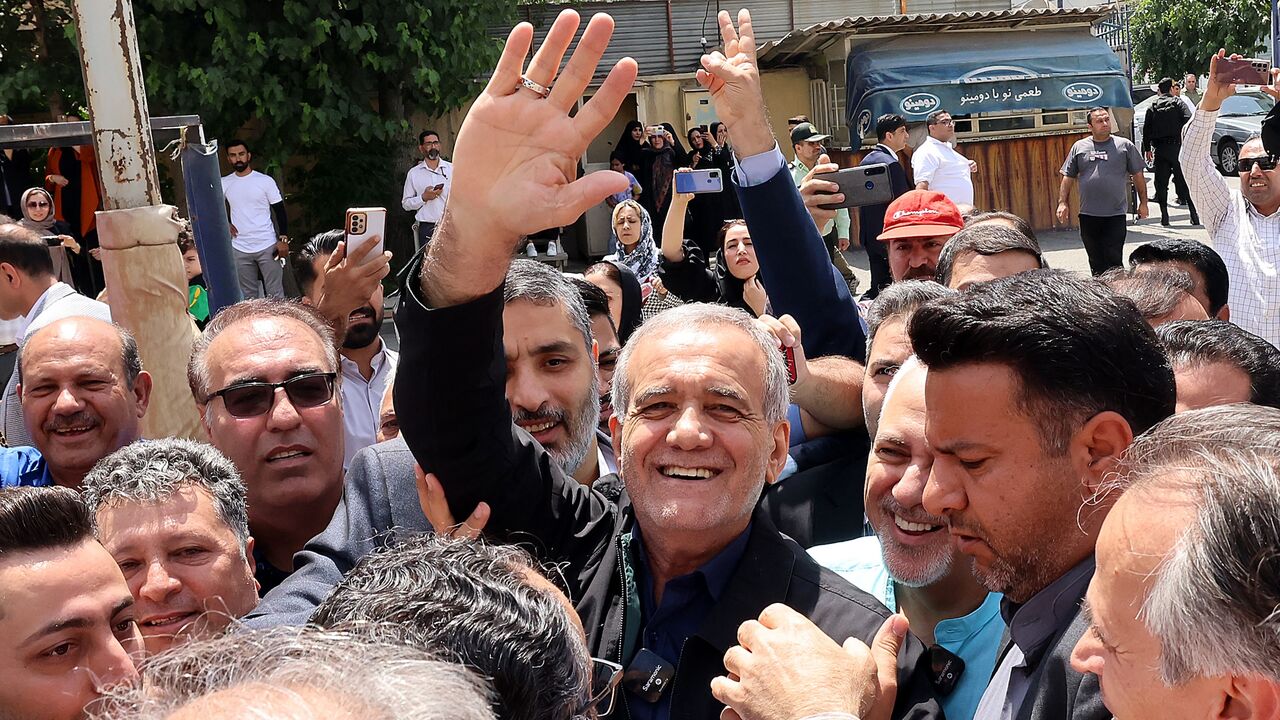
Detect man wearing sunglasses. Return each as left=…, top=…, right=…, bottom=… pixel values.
left=1180, top=49, right=1280, bottom=347
left=913, top=110, right=977, bottom=206
left=188, top=299, right=345, bottom=595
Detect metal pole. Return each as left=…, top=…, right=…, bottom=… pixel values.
left=69, top=0, right=161, bottom=208
left=181, top=140, right=244, bottom=316
left=1273, top=0, right=1279, bottom=69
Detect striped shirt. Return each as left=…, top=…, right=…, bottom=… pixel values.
left=1181, top=108, right=1280, bottom=346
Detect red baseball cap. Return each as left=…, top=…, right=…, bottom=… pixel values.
left=877, top=190, right=964, bottom=241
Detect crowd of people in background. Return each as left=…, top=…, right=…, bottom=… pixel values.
left=0, top=10, right=1278, bottom=720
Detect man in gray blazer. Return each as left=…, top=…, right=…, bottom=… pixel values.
left=0, top=224, right=110, bottom=447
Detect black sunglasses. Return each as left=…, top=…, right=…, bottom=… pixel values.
left=1239, top=156, right=1278, bottom=172
left=207, top=372, right=336, bottom=418
left=583, top=658, right=623, bottom=716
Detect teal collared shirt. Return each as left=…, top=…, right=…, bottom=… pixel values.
left=809, top=535, right=1004, bottom=720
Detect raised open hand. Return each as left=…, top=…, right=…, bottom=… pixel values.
left=444, top=11, right=637, bottom=245
left=696, top=10, right=774, bottom=157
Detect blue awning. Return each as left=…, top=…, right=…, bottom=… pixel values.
left=846, top=29, right=1132, bottom=137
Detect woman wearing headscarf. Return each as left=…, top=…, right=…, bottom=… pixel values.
left=614, top=120, right=645, bottom=178
left=638, top=128, right=676, bottom=244
left=659, top=170, right=769, bottom=317
left=683, top=127, right=727, bottom=258
left=17, top=187, right=80, bottom=287
left=583, top=259, right=642, bottom=344
left=603, top=199, right=659, bottom=287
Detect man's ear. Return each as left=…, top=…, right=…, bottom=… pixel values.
left=1073, top=410, right=1134, bottom=499
left=1218, top=674, right=1280, bottom=720
left=1217, top=304, right=1231, bottom=322
left=763, top=419, right=791, bottom=485
left=132, top=370, right=154, bottom=417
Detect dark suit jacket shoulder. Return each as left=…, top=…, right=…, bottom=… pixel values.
left=1019, top=609, right=1109, bottom=720
left=244, top=436, right=427, bottom=628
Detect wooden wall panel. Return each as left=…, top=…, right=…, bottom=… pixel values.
left=831, top=133, right=1088, bottom=233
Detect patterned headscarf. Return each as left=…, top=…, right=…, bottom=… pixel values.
left=607, top=200, right=659, bottom=286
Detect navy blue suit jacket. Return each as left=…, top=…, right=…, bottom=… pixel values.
left=857, top=145, right=910, bottom=249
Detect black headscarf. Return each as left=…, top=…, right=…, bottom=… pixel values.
left=662, top=123, right=690, bottom=166
left=615, top=121, right=645, bottom=176
left=594, top=259, right=643, bottom=344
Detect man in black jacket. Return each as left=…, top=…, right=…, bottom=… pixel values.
left=858, top=114, right=912, bottom=299
left=394, top=9, right=939, bottom=720
left=1142, top=77, right=1199, bottom=226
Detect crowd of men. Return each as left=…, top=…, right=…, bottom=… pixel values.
left=0, top=11, right=1278, bottom=720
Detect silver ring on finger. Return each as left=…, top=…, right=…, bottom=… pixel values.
left=517, top=75, right=552, bottom=99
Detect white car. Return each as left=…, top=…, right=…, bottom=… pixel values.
left=1133, top=91, right=1272, bottom=175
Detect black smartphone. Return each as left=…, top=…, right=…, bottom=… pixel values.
left=814, top=164, right=894, bottom=210
left=41, top=236, right=61, bottom=247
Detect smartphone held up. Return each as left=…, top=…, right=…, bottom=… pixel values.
left=1214, top=57, right=1273, bottom=86
left=344, top=207, right=386, bottom=264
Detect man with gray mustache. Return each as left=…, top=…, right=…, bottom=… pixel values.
left=8, top=316, right=150, bottom=488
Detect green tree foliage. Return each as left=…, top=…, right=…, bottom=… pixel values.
left=1130, top=0, right=1268, bottom=81
left=1, top=0, right=514, bottom=243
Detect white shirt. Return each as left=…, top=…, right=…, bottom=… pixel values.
left=221, top=171, right=283, bottom=253
left=1182, top=108, right=1280, bottom=346
left=401, top=159, right=453, bottom=224
left=1179, top=94, right=1196, bottom=116
left=911, top=136, right=974, bottom=205
left=340, top=343, right=399, bottom=469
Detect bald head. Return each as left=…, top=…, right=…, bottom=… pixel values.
left=18, top=317, right=150, bottom=487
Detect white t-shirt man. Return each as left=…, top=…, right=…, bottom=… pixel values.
left=911, top=135, right=974, bottom=206
left=221, top=171, right=284, bottom=254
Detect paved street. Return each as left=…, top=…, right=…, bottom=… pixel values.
left=842, top=171, right=1234, bottom=289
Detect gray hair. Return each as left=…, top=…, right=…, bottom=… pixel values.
left=864, top=280, right=956, bottom=359
left=187, top=298, right=338, bottom=401
left=611, top=303, right=788, bottom=425
left=87, top=627, right=496, bottom=720
left=1106, top=404, right=1280, bottom=686
left=81, top=437, right=250, bottom=549
left=504, top=260, right=592, bottom=353
left=19, top=319, right=143, bottom=390
left=935, top=223, right=1046, bottom=287
left=313, top=534, right=591, bottom=720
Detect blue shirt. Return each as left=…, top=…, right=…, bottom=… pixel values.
left=628, top=524, right=751, bottom=720
left=809, top=535, right=1004, bottom=720
left=0, top=445, right=51, bottom=487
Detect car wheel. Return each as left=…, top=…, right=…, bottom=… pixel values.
left=1219, top=138, right=1239, bottom=175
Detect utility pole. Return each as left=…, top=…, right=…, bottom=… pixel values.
left=67, top=0, right=202, bottom=441
left=69, top=0, right=162, bottom=209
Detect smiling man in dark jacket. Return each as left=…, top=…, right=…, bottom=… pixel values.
left=394, top=10, right=938, bottom=720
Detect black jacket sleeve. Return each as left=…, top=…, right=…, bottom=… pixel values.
left=392, top=262, right=617, bottom=596
left=658, top=240, right=719, bottom=303
left=270, top=200, right=288, bottom=236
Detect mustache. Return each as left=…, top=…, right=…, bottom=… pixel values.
left=44, top=411, right=100, bottom=432
left=903, top=265, right=937, bottom=280
left=879, top=496, right=947, bottom=528
left=513, top=407, right=566, bottom=425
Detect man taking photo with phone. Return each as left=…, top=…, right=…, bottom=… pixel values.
left=1181, top=49, right=1280, bottom=348
left=402, top=130, right=452, bottom=248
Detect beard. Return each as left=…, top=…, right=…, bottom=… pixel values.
left=877, top=497, right=954, bottom=588
left=232, top=161, right=249, bottom=172
left=343, top=306, right=383, bottom=349
left=514, top=376, right=601, bottom=477
left=426, top=148, right=441, bottom=160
